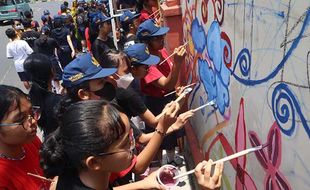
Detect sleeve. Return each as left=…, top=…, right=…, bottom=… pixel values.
left=139, top=11, right=150, bottom=22
left=6, top=45, right=13, bottom=59
left=117, top=88, right=147, bottom=117
left=65, top=28, right=70, bottom=36
left=143, top=65, right=164, bottom=84
left=23, top=41, right=33, bottom=55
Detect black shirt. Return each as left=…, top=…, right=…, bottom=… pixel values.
left=34, top=37, right=58, bottom=56
left=20, top=30, right=41, bottom=48
left=115, top=87, right=147, bottom=118
left=51, top=27, right=71, bottom=48
left=113, top=87, right=147, bottom=140
left=56, top=171, right=113, bottom=190
left=92, top=37, right=116, bottom=60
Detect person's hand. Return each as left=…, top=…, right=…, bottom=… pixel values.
left=175, top=86, right=188, bottom=106
left=173, top=45, right=187, bottom=65
left=142, top=170, right=166, bottom=190
left=161, top=101, right=174, bottom=114
left=71, top=50, right=76, bottom=58
left=171, top=110, right=194, bottom=131
left=159, top=102, right=180, bottom=131
left=195, top=160, right=223, bottom=190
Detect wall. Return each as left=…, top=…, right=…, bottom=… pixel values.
left=180, top=0, right=310, bottom=189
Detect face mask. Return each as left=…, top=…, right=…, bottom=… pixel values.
left=92, top=82, right=116, bottom=101
left=15, top=25, right=23, bottom=30
left=116, top=73, right=134, bottom=89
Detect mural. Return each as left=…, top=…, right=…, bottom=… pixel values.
left=181, top=0, right=310, bottom=189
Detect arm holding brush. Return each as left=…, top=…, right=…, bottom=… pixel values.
left=195, top=160, right=224, bottom=190
left=152, top=45, right=186, bottom=90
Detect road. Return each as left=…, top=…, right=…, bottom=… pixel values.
left=0, top=0, right=64, bottom=91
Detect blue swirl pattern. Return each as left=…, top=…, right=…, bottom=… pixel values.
left=271, top=83, right=310, bottom=138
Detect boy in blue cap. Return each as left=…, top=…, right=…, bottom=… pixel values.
left=136, top=19, right=187, bottom=166
left=91, top=13, right=115, bottom=61
left=120, top=10, right=141, bottom=49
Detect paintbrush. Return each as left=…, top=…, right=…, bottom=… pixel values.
left=164, top=83, right=197, bottom=97
left=148, top=9, right=160, bottom=18
left=27, top=173, right=54, bottom=182
left=158, top=42, right=189, bottom=65
left=157, top=87, right=193, bottom=118
left=192, top=100, right=216, bottom=112
left=173, top=145, right=264, bottom=179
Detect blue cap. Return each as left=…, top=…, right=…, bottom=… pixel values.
left=41, top=25, right=50, bottom=34
left=41, top=15, right=47, bottom=22
left=124, top=43, right=160, bottom=66
left=137, top=19, right=169, bottom=40
left=92, top=13, right=112, bottom=24
left=120, top=10, right=140, bottom=24
left=43, top=9, right=50, bottom=15
left=60, top=4, right=67, bottom=11
left=77, top=0, right=85, bottom=3
left=62, top=53, right=117, bottom=88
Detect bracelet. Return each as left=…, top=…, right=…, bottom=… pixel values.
left=155, top=128, right=166, bottom=137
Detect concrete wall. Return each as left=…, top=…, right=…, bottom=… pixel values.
left=180, top=0, right=310, bottom=189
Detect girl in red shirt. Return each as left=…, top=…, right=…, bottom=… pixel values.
left=0, top=85, right=49, bottom=190
left=136, top=19, right=186, bottom=165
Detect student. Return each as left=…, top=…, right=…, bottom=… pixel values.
left=5, top=28, right=33, bottom=90
left=24, top=10, right=40, bottom=31
left=91, top=13, right=116, bottom=61
left=51, top=16, right=75, bottom=68
left=120, top=10, right=141, bottom=49
left=136, top=19, right=186, bottom=166
left=137, top=0, right=160, bottom=23
left=41, top=100, right=173, bottom=189
left=24, top=53, right=63, bottom=138
left=33, top=33, right=64, bottom=93
left=20, top=19, right=41, bottom=49
left=11, top=19, right=24, bottom=38
left=41, top=10, right=53, bottom=31
left=76, top=6, right=88, bottom=52
left=0, top=85, right=49, bottom=190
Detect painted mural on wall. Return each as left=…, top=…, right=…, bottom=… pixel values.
left=181, top=0, right=310, bottom=189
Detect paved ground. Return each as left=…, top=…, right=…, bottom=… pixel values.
left=0, top=0, right=63, bottom=91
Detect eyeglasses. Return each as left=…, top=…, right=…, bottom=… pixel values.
left=0, top=106, right=41, bottom=130
left=97, top=128, right=135, bottom=156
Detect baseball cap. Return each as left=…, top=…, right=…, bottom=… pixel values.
left=77, top=0, right=85, bottom=3
left=120, top=10, right=140, bottom=24
left=124, top=43, right=160, bottom=66
left=41, top=15, right=47, bottom=22
left=137, top=19, right=169, bottom=40
left=62, top=53, right=117, bottom=88
left=60, top=4, right=67, bottom=11
left=43, top=9, right=50, bottom=15
left=92, top=13, right=113, bottom=24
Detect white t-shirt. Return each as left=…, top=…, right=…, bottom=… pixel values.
left=6, top=39, right=33, bottom=72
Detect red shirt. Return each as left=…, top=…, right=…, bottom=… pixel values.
left=109, top=155, right=137, bottom=183
left=139, top=8, right=160, bottom=23
left=0, top=136, right=50, bottom=190
left=141, top=48, right=173, bottom=97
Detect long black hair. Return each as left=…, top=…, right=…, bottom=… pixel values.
left=0, top=85, right=28, bottom=123
left=40, top=100, right=126, bottom=178
left=24, top=53, right=53, bottom=108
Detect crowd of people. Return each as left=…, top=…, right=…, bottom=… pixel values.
left=2, top=0, right=223, bottom=189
